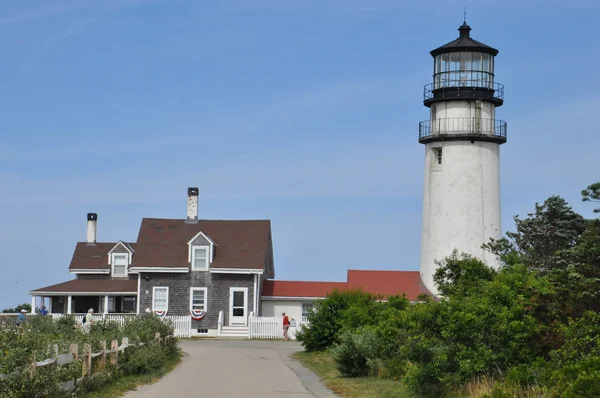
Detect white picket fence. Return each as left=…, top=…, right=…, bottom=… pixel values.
left=163, top=315, right=191, bottom=338
left=1, top=313, right=192, bottom=338
left=248, top=315, right=305, bottom=340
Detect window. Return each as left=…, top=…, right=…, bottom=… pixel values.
left=437, top=148, right=443, bottom=165
left=112, top=254, right=128, bottom=277
left=99, top=296, right=115, bottom=313
left=302, top=303, right=314, bottom=322
left=191, top=246, right=208, bottom=270
left=152, top=287, right=169, bottom=312
left=122, top=297, right=136, bottom=312
left=190, top=288, right=207, bottom=311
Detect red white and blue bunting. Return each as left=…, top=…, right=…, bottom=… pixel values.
left=153, top=310, right=167, bottom=317
left=190, top=310, right=206, bottom=321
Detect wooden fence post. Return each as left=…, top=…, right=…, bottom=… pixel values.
left=155, top=332, right=160, bottom=342
left=99, top=341, right=106, bottom=370
left=110, top=340, right=118, bottom=366
left=69, top=343, right=78, bottom=361
left=82, top=344, right=92, bottom=377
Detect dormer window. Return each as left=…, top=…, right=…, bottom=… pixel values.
left=112, top=254, right=128, bottom=277
left=192, top=246, right=209, bottom=271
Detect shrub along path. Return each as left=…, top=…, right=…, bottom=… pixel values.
left=124, top=340, right=335, bottom=398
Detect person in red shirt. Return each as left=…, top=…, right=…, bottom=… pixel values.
left=282, top=312, right=290, bottom=340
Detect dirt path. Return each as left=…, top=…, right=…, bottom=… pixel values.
left=124, top=340, right=336, bottom=398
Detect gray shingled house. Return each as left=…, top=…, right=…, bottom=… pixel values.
left=29, top=188, right=275, bottom=337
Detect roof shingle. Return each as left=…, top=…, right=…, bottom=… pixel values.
left=133, top=218, right=271, bottom=269
left=30, top=279, right=137, bottom=294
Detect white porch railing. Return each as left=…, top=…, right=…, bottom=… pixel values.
left=1, top=313, right=191, bottom=338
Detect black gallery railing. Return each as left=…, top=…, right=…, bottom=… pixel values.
left=423, top=80, right=504, bottom=102
left=419, top=118, right=507, bottom=140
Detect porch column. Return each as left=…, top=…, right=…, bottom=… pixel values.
left=67, top=295, right=72, bottom=314
left=31, top=296, right=36, bottom=314
left=104, top=295, right=109, bottom=317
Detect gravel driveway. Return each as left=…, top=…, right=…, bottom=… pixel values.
left=124, top=339, right=336, bottom=398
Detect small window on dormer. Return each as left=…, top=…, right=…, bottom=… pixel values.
left=113, top=254, right=128, bottom=277
left=192, top=247, right=208, bottom=271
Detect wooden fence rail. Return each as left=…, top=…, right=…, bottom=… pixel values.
left=0, top=332, right=173, bottom=390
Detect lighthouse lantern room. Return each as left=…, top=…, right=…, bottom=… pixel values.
left=419, top=22, right=507, bottom=296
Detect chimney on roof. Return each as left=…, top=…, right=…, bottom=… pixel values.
left=86, top=213, right=97, bottom=244
left=186, top=187, right=199, bottom=223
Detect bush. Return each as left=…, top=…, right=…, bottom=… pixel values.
left=0, top=314, right=179, bottom=397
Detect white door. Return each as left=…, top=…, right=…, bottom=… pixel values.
left=229, top=287, right=248, bottom=326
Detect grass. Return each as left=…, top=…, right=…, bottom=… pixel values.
left=292, top=350, right=415, bottom=398
left=82, top=353, right=183, bottom=398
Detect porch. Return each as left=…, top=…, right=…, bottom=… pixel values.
left=29, top=279, right=138, bottom=315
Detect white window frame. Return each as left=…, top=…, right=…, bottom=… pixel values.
left=189, top=287, right=208, bottom=312
left=111, top=254, right=129, bottom=277
left=152, top=287, right=169, bottom=312
left=302, top=302, right=314, bottom=322
left=191, top=246, right=209, bottom=271
left=99, top=296, right=115, bottom=313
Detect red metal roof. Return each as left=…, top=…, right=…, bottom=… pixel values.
left=347, top=270, right=429, bottom=301
left=261, top=280, right=347, bottom=298
left=262, top=270, right=429, bottom=301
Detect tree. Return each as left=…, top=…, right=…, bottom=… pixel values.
left=582, top=182, right=600, bottom=213
left=484, top=196, right=586, bottom=272
left=2, top=303, right=32, bottom=313
left=433, top=250, right=497, bottom=297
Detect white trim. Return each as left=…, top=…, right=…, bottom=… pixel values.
left=152, top=286, right=169, bottom=312
left=29, top=291, right=138, bottom=295
left=229, top=287, right=248, bottom=326
left=209, top=268, right=264, bottom=275
left=129, top=267, right=189, bottom=273
left=187, top=231, right=216, bottom=246
left=191, top=246, right=209, bottom=271
left=69, top=269, right=110, bottom=274
left=189, top=287, right=208, bottom=312
left=253, top=274, right=257, bottom=314
left=108, top=241, right=134, bottom=262
left=260, top=296, right=324, bottom=301
left=111, top=253, right=129, bottom=277
left=187, top=232, right=216, bottom=263
left=136, top=275, right=141, bottom=314
left=67, top=295, right=72, bottom=314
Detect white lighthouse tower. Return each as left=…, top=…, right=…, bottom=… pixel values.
left=419, top=21, right=507, bottom=296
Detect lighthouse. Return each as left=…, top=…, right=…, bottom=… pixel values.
left=419, top=22, right=507, bottom=296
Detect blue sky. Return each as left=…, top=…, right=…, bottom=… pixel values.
left=1, top=0, right=598, bottom=309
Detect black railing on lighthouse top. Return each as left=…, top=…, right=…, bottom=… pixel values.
left=418, top=117, right=507, bottom=143
left=423, top=80, right=504, bottom=104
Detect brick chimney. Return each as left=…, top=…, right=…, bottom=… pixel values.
left=86, top=213, right=97, bottom=244
left=186, top=187, right=199, bottom=223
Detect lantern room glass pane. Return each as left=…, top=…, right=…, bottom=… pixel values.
left=449, top=53, right=460, bottom=71
left=482, top=53, right=490, bottom=72
left=435, top=55, right=441, bottom=73
left=460, top=52, right=472, bottom=71
left=441, top=54, right=449, bottom=72
left=472, top=52, right=482, bottom=71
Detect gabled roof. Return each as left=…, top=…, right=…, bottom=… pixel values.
left=262, top=270, right=430, bottom=301
left=68, top=242, right=136, bottom=271
left=30, top=279, right=137, bottom=294
left=109, top=241, right=135, bottom=255
left=262, top=280, right=347, bottom=298
left=134, top=218, right=271, bottom=269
